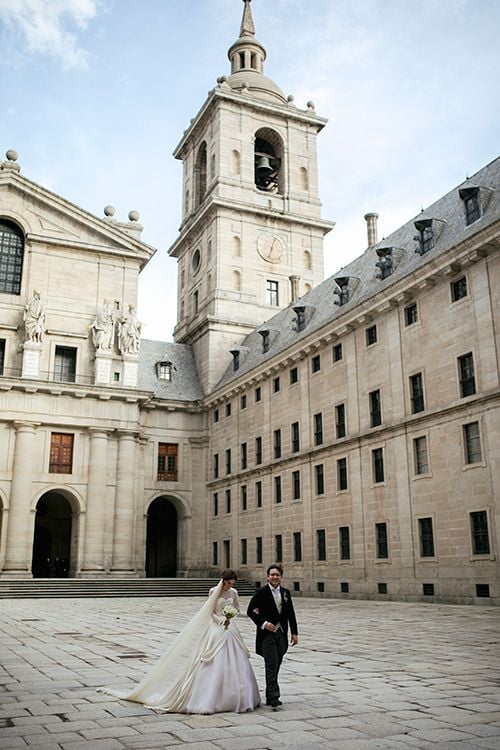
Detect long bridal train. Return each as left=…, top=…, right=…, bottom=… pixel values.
left=99, top=580, right=260, bottom=714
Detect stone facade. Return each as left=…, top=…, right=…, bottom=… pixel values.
left=0, top=2, right=498, bottom=604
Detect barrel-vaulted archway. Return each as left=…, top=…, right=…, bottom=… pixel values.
left=146, top=496, right=178, bottom=577
left=31, top=490, right=80, bottom=578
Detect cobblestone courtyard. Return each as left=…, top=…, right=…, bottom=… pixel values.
left=1, top=595, right=499, bottom=750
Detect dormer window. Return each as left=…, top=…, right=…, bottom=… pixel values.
left=333, top=277, right=350, bottom=306
left=375, top=247, right=394, bottom=280
left=459, top=187, right=481, bottom=225
left=294, top=306, right=306, bottom=332
left=414, top=219, right=434, bottom=255
left=230, top=350, right=240, bottom=371
left=259, top=329, right=270, bottom=353
left=157, top=361, right=173, bottom=381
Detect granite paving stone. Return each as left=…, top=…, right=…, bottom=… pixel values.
left=0, top=595, right=499, bottom=749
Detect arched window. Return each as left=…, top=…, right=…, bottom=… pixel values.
left=232, top=270, right=241, bottom=291
left=254, top=128, right=284, bottom=194
left=300, top=166, right=309, bottom=191
left=303, top=250, right=312, bottom=270
left=232, top=149, right=241, bottom=175
left=194, top=142, right=207, bottom=208
left=0, top=220, right=24, bottom=295
left=233, top=236, right=241, bottom=257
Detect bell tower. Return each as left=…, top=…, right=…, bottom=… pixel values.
left=169, top=0, right=333, bottom=394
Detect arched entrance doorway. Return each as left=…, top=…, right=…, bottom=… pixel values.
left=32, top=492, right=73, bottom=578
left=146, top=497, right=177, bottom=577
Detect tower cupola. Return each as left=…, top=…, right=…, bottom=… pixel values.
left=226, top=0, right=286, bottom=103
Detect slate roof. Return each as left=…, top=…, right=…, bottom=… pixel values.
left=216, top=156, right=500, bottom=390
left=139, top=339, right=204, bottom=402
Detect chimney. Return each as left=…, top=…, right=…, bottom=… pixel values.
left=364, top=212, right=379, bottom=247
left=289, top=275, right=300, bottom=302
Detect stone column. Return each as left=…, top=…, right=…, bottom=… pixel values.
left=81, top=429, right=111, bottom=576
left=110, top=430, right=138, bottom=574
left=2, top=422, right=39, bottom=578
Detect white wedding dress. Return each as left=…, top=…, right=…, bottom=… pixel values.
left=100, top=581, right=260, bottom=714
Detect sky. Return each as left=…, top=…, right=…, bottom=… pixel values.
left=1, top=0, right=499, bottom=342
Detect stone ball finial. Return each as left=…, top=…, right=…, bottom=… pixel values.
left=104, top=205, right=116, bottom=217
left=6, top=149, right=18, bottom=162
left=307, top=100, right=315, bottom=111
left=287, top=94, right=295, bottom=103
left=128, top=210, right=140, bottom=222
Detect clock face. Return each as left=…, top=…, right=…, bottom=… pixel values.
left=257, top=234, right=284, bottom=263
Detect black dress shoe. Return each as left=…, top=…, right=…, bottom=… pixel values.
left=269, top=699, right=282, bottom=708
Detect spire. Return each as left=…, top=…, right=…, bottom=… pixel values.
left=240, top=0, right=255, bottom=38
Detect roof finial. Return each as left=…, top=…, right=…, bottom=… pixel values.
left=240, top=0, right=255, bottom=38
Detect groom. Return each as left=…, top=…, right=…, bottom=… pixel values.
left=247, top=564, right=298, bottom=708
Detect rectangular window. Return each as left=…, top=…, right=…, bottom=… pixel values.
left=255, top=386, right=262, bottom=402
left=410, top=372, right=425, bottom=414
left=290, top=366, right=298, bottom=384
left=255, top=436, right=262, bottom=465
left=463, top=422, right=482, bottom=464
left=339, top=526, right=350, bottom=560
left=267, top=279, right=279, bottom=306
left=291, top=421, right=300, bottom=453
left=213, top=492, right=218, bottom=517
left=315, top=463, right=325, bottom=495
left=405, top=303, right=418, bottom=326
left=292, top=470, right=301, bottom=500
left=212, top=541, right=218, bottom=566
left=458, top=353, right=476, bottom=397
left=317, top=529, right=326, bottom=561
left=293, top=531, right=302, bottom=562
left=240, top=538, right=248, bottom=565
left=418, top=517, right=435, bottom=557
left=213, top=408, right=219, bottom=423
left=273, top=429, right=282, bottom=459
left=413, top=436, right=429, bottom=475
left=273, top=376, right=281, bottom=393
left=313, top=413, right=323, bottom=445
left=241, top=442, right=247, bottom=470
left=225, top=402, right=232, bottom=417
left=336, top=403, right=346, bottom=438
left=240, top=394, right=247, bottom=410
left=275, top=534, right=283, bottom=563
left=241, top=485, right=247, bottom=511
left=0, top=338, right=5, bottom=375
left=470, top=511, right=490, bottom=555
left=225, top=448, right=231, bottom=475
left=255, top=480, right=262, bottom=508
left=311, top=354, right=321, bottom=373
left=372, top=448, right=385, bottom=483
left=366, top=325, right=377, bottom=346
left=375, top=522, right=389, bottom=559
left=223, top=540, right=230, bottom=568
left=369, top=389, right=382, bottom=427
left=213, top=453, right=219, bottom=479
left=451, top=276, right=468, bottom=302
left=274, top=475, right=282, bottom=504
left=462, top=190, right=481, bottom=225
left=53, top=346, right=77, bottom=383
left=158, top=443, right=178, bottom=481
left=333, top=343, right=343, bottom=362
left=256, top=536, right=263, bottom=564
left=49, top=433, right=74, bottom=474
left=337, top=457, right=348, bottom=491
left=225, top=489, right=231, bottom=514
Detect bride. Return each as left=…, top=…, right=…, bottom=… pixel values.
left=100, top=569, right=260, bottom=714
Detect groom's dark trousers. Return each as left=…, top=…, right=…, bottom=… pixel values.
left=261, top=629, right=287, bottom=703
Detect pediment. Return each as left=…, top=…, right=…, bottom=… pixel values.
left=0, top=170, right=154, bottom=263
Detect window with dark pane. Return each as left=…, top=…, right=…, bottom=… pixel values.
left=274, top=475, right=282, bottom=504
left=255, top=436, right=262, bottom=464
left=315, top=463, right=325, bottom=495
left=293, top=531, right=302, bottom=562
left=451, top=276, right=468, bottom=302
left=255, top=480, right=262, bottom=508
left=470, top=511, right=490, bottom=555
left=275, top=534, right=283, bottom=563
left=366, top=325, right=377, bottom=346
left=413, top=436, right=429, bottom=475
left=337, top=457, right=348, bottom=491
left=410, top=372, right=425, bottom=413
left=458, top=352, right=476, bottom=397
left=311, top=354, right=321, bottom=373
left=316, top=529, right=326, bottom=561
left=313, top=413, right=323, bottom=445
left=291, top=421, right=300, bottom=452
left=241, top=485, right=247, bottom=511
left=418, top=517, right=435, bottom=557
left=333, top=342, right=343, bottom=362
left=225, top=448, right=231, bottom=474
left=54, top=346, right=77, bottom=383
left=241, top=442, right=247, bottom=470
left=289, top=366, right=298, bottom=384
left=0, top=338, right=6, bottom=375
left=213, top=453, right=219, bottom=479
left=339, top=526, right=350, bottom=560
left=336, top=403, right=346, bottom=438
left=405, top=303, right=418, bottom=326
left=273, top=428, right=281, bottom=459
left=369, top=389, right=382, bottom=427
left=157, top=443, right=178, bottom=481
left=49, top=433, right=74, bottom=474
left=240, top=538, right=247, bottom=565
left=292, top=470, right=301, bottom=500
left=256, top=536, right=263, bottom=564
left=372, top=448, right=385, bottom=483
left=225, top=489, right=231, bottom=514
left=463, top=422, right=482, bottom=464
left=0, top=220, right=24, bottom=295
left=213, top=492, right=218, bottom=516
left=375, top=522, right=388, bottom=558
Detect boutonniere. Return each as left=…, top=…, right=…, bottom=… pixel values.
left=283, top=593, right=288, bottom=603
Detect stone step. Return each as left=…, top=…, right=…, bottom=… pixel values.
left=0, top=577, right=256, bottom=599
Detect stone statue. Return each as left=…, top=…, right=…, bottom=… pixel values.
left=119, top=304, right=142, bottom=355
left=24, top=290, right=46, bottom=343
left=90, top=300, right=114, bottom=351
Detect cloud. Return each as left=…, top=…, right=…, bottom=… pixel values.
left=0, top=0, right=102, bottom=68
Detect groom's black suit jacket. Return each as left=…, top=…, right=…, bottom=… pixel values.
left=247, top=584, right=298, bottom=657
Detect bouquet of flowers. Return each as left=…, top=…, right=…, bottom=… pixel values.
left=222, top=603, right=238, bottom=629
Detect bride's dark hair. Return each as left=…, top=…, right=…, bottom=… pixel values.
left=221, top=568, right=238, bottom=582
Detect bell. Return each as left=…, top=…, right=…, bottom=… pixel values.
left=256, top=155, right=274, bottom=178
